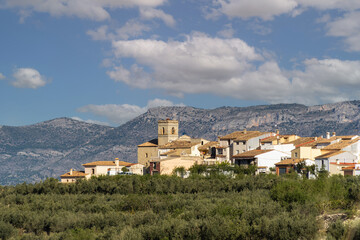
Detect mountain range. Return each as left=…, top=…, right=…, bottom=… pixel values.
left=2, top=100, right=360, bottom=185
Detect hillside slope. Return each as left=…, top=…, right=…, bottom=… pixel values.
left=2, top=101, right=360, bottom=185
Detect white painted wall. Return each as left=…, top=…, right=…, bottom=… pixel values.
left=256, top=150, right=291, bottom=173
left=261, top=143, right=295, bottom=155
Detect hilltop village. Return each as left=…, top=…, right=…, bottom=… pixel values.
left=60, top=118, right=360, bottom=182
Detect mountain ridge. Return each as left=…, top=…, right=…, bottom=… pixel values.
left=1, top=100, right=360, bottom=185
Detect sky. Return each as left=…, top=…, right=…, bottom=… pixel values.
left=1, top=0, right=360, bottom=127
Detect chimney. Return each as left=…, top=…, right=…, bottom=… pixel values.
left=244, top=129, right=247, bottom=134
left=276, top=129, right=280, bottom=135
left=315, top=137, right=318, bottom=141
left=326, top=132, right=330, bottom=139
left=115, top=158, right=119, bottom=167
left=332, top=132, right=336, bottom=137
left=70, top=169, right=73, bottom=175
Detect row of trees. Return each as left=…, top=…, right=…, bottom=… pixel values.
left=1, top=171, right=360, bottom=239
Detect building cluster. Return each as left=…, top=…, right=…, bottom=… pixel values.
left=138, top=119, right=360, bottom=177
left=60, top=158, right=144, bottom=183
left=61, top=118, right=360, bottom=182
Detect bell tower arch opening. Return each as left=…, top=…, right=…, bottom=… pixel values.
left=158, top=119, right=179, bottom=146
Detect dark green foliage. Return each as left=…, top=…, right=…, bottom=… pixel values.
left=0, top=221, right=14, bottom=240
left=327, top=220, right=345, bottom=240
left=1, top=174, right=360, bottom=239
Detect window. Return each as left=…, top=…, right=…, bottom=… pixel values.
left=171, top=127, right=175, bottom=134
left=92, top=168, right=95, bottom=174
left=145, top=153, right=148, bottom=158
left=295, top=152, right=298, bottom=158
left=162, top=127, right=165, bottom=135
left=236, top=142, right=239, bottom=145
left=236, top=150, right=239, bottom=154
left=153, top=162, right=157, bottom=169
left=279, top=168, right=287, bottom=175
left=218, top=149, right=223, bottom=154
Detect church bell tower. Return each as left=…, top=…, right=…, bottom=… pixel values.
left=158, top=119, right=179, bottom=146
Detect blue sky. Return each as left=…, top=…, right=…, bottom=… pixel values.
left=1, top=0, right=360, bottom=126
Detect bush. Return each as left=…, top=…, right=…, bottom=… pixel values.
left=0, top=221, right=15, bottom=240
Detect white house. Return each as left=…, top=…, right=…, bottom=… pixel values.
left=231, top=149, right=291, bottom=174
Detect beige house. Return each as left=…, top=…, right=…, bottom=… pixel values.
left=290, top=137, right=323, bottom=159
left=60, top=169, right=89, bottom=183
left=83, top=158, right=143, bottom=176
left=137, top=139, right=158, bottom=168
left=216, top=130, right=274, bottom=162
left=150, top=156, right=203, bottom=176
left=260, top=134, right=299, bottom=146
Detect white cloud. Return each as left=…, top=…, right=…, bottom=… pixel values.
left=325, top=11, right=360, bottom=52
left=87, top=20, right=151, bottom=41
left=139, top=7, right=176, bottom=27
left=215, top=0, right=298, bottom=21
left=105, top=33, right=360, bottom=105
left=0, top=73, right=5, bottom=80
left=71, top=117, right=111, bottom=126
left=290, top=58, right=360, bottom=104
left=1, top=0, right=167, bottom=22
left=87, top=25, right=111, bottom=41
left=109, top=33, right=292, bottom=100
left=11, top=68, right=48, bottom=89
left=78, top=99, right=184, bottom=125
left=217, top=24, right=235, bottom=38
left=211, top=0, right=360, bottom=21
left=297, top=0, right=360, bottom=11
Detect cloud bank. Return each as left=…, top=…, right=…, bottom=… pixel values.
left=105, top=33, right=360, bottom=105
left=1, top=0, right=167, bottom=22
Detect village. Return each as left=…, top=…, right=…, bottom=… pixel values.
left=60, top=118, right=360, bottom=183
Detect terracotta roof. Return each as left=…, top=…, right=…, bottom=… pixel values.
left=322, top=138, right=360, bottom=150
left=160, top=149, right=181, bottom=156
left=260, top=136, right=278, bottom=143
left=275, top=158, right=306, bottom=166
left=219, top=131, right=260, bottom=140
left=235, top=132, right=271, bottom=141
left=315, top=151, right=345, bottom=159
left=61, top=171, right=88, bottom=178
left=232, top=149, right=272, bottom=158
left=342, top=166, right=356, bottom=170
left=198, top=141, right=219, bottom=151
left=158, top=140, right=198, bottom=149
left=337, top=135, right=358, bottom=140
left=315, top=136, right=338, bottom=144
left=287, top=137, right=317, bottom=147
left=342, top=164, right=360, bottom=170
left=82, top=161, right=132, bottom=167
left=138, top=139, right=158, bottom=147
left=215, top=146, right=227, bottom=149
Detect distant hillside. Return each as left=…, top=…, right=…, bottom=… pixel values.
left=2, top=100, right=360, bottom=185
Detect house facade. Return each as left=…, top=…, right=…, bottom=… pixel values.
left=216, top=130, right=274, bottom=163
left=149, top=156, right=203, bottom=176
left=60, top=169, right=89, bottom=183
left=231, top=149, right=291, bottom=174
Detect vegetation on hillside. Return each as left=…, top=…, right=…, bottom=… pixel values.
left=1, top=171, right=360, bottom=239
